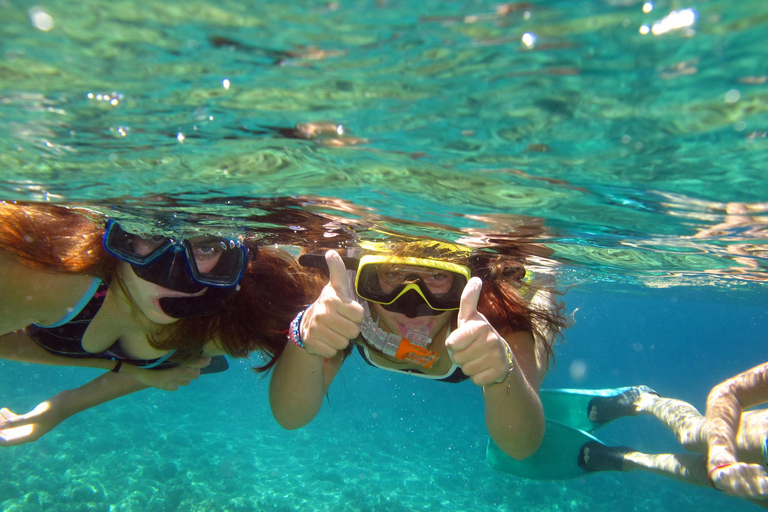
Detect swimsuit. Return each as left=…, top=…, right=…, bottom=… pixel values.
left=25, top=277, right=176, bottom=369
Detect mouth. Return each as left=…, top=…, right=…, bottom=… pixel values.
left=396, top=321, right=432, bottom=337
left=154, top=287, right=208, bottom=300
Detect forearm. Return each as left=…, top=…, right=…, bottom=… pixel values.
left=57, top=372, right=147, bottom=415
left=269, top=343, right=338, bottom=429
left=483, top=367, right=544, bottom=460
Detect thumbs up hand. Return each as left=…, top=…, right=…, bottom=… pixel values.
left=299, top=250, right=365, bottom=358
left=445, top=277, right=514, bottom=387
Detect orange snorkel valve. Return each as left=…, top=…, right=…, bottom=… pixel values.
left=359, top=315, right=438, bottom=369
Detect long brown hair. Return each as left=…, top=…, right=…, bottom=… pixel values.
left=0, top=201, right=114, bottom=275
left=159, top=245, right=323, bottom=370
left=0, top=201, right=320, bottom=370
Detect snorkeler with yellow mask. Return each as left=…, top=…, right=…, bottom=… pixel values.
left=269, top=240, right=568, bottom=459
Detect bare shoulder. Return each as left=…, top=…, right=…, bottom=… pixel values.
left=0, top=252, right=96, bottom=333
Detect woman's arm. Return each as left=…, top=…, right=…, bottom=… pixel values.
left=269, top=344, right=344, bottom=429
left=481, top=329, right=543, bottom=460
left=705, top=362, right=768, bottom=495
left=0, top=371, right=147, bottom=446
left=446, top=278, right=544, bottom=459
left=269, top=251, right=363, bottom=429
left=0, top=330, right=208, bottom=391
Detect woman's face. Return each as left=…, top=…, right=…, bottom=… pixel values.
left=117, top=261, right=205, bottom=324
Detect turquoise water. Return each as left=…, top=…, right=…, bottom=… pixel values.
left=1, top=0, right=767, bottom=510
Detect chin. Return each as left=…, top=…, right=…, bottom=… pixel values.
left=143, top=300, right=179, bottom=324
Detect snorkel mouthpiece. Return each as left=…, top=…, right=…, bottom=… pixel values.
left=130, top=250, right=236, bottom=318
left=360, top=315, right=438, bottom=369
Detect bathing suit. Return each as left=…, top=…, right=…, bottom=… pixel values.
left=25, top=277, right=176, bottom=369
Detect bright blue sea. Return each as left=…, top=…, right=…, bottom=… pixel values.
left=1, top=0, right=767, bottom=510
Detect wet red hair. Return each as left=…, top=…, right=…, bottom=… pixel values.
left=0, top=201, right=320, bottom=370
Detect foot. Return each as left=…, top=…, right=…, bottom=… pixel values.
left=577, top=441, right=632, bottom=472
left=587, top=386, right=658, bottom=423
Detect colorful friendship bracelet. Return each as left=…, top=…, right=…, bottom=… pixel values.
left=288, top=305, right=311, bottom=349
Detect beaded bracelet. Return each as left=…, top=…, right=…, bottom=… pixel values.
left=493, top=343, right=516, bottom=393
left=288, top=305, right=311, bottom=349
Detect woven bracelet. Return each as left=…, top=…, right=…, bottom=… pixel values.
left=288, top=305, right=311, bottom=349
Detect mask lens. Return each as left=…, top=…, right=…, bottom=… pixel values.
left=105, top=221, right=248, bottom=288
left=356, top=259, right=468, bottom=311
left=184, top=237, right=246, bottom=287
left=104, top=221, right=172, bottom=264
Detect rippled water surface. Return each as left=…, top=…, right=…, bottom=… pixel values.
left=1, top=1, right=768, bottom=511
left=2, top=0, right=767, bottom=286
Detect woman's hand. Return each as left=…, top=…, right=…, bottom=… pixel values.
left=299, top=251, right=364, bottom=358
left=123, top=356, right=211, bottom=391
left=0, top=400, right=67, bottom=446
left=445, top=277, right=513, bottom=387
left=710, top=462, right=768, bottom=499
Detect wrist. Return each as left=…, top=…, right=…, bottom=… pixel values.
left=492, top=343, right=516, bottom=386
left=49, top=389, right=79, bottom=419
left=288, top=305, right=312, bottom=349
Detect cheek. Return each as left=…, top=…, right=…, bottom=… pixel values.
left=119, top=263, right=153, bottom=303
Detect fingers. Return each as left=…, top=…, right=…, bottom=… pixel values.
left=457, top=277, right=482, bottom=326
left=185, top=356, right=212, bottom=369
left=326, top=250, right=352, bottom=301
left=0, top=409, right=37, bottom=446
left=0, top=408, right=25, bottom=427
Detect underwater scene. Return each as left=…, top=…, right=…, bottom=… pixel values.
left=1, top=0, right=767, bottom=510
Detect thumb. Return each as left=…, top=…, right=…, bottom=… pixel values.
left=326, top=250, right=352, bottom=301
left=457, top=277, right=482, bottom=326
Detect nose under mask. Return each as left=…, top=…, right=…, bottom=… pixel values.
left=379, top=288, right=444, bottom=318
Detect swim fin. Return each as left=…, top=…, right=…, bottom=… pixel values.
left=487, top=387, right=636, bottom=480
left=487, top=420, right=601, bottom=480
left=540, top=387, right=636, bottom=433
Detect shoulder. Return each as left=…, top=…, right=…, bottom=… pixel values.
left=0, top=252, right=97, bottom=329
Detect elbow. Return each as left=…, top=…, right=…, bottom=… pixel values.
left=491, top=417, right=545, bottom=460
left=268, top=391, right=319, bottom=431
left=272, top=414, right=309, bottom=431
left=500, top=430, right=544, bottom=460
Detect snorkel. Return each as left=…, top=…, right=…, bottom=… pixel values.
left=360, top=304, right=438, bottom=369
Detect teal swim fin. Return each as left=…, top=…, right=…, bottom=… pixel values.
left=487, top=420, right=600, bottom=480
left=540, top=387, right=635, bottom=433
left=487, top=387, right=635, bottom=480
